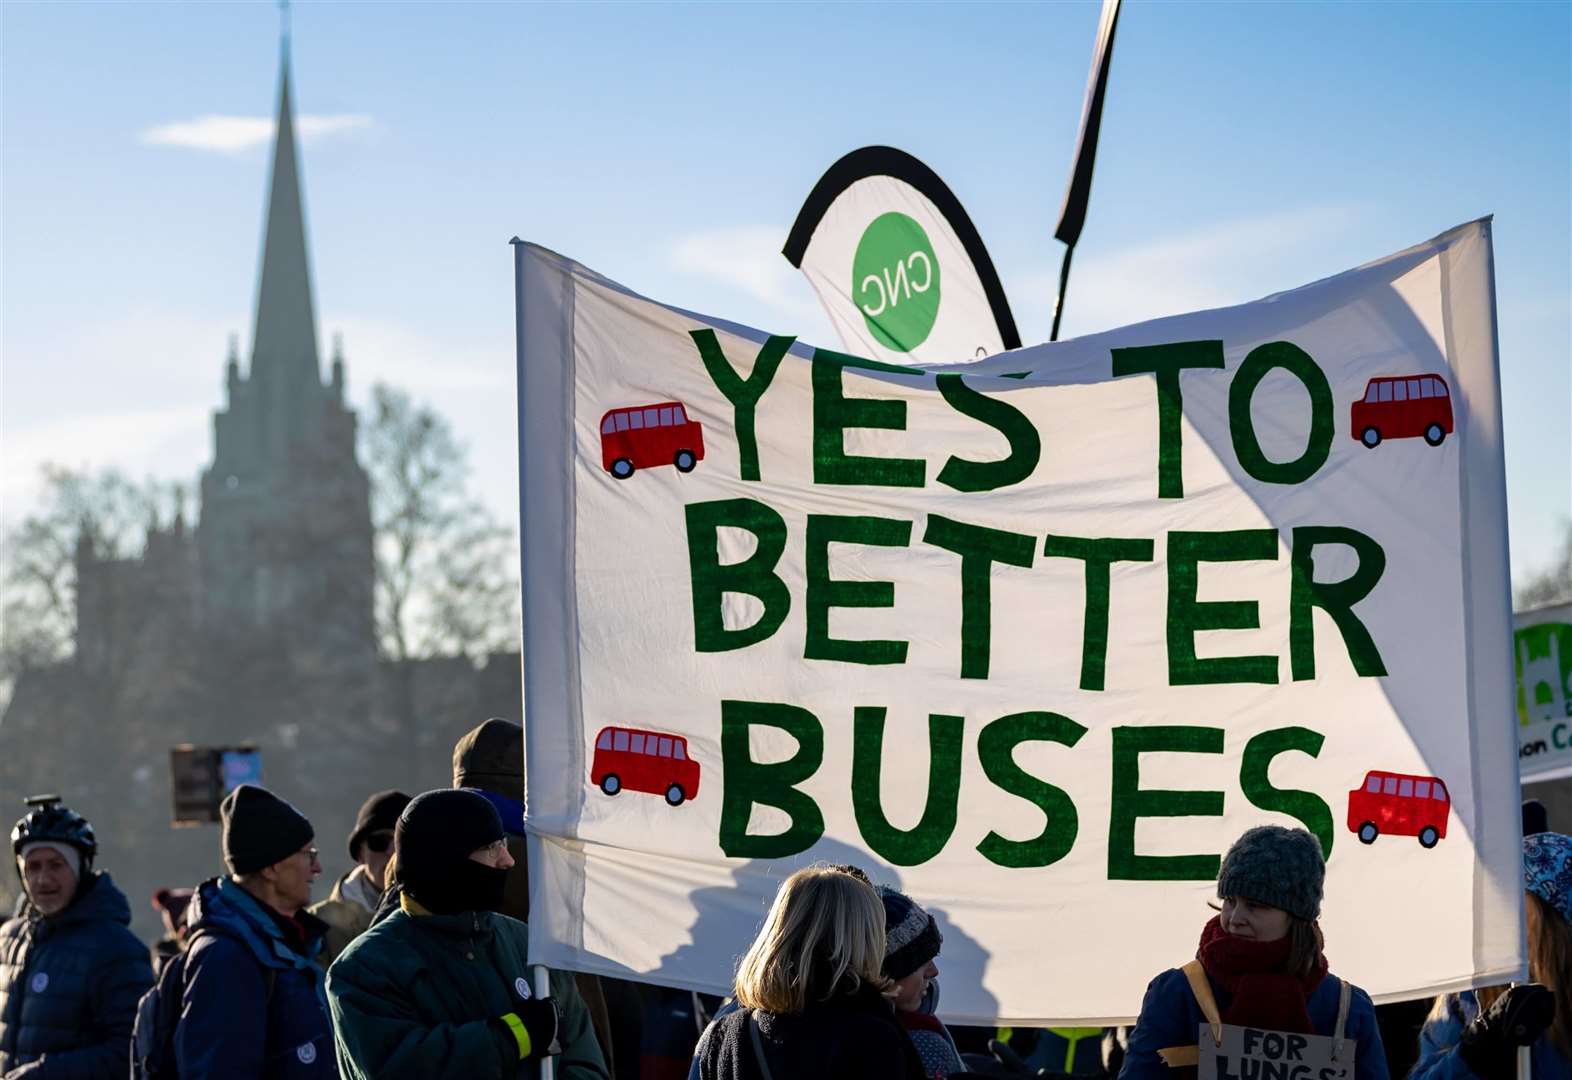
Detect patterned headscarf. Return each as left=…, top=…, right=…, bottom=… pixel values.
left=1524, top=831, right=1572, bottom=922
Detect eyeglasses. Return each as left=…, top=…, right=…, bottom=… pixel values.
left=363, top=832, right=394, bottom=855
left=298, top=846, right=320, bottom=864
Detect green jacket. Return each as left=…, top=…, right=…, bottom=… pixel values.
left=325, top=907, right=608, bottom=1080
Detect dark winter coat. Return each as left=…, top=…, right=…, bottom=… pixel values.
left=0, top=872, right=153, bottom=1078
left=1120, top=966, right=1388, bottom=1080
left=454, top=721, right=632, bottom=1078
left=174, top=876, right=338, bottom=1080
left=325, top=903, right=608, bottom=1080
left=1411, top=991, right=1572, bottom=1080
left=694, top=985, right=926, bottom=1080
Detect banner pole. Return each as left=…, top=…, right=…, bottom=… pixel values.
left=513, top=235, right=551, bottom=1080
left=1050, top=243, right=1075, bottom=342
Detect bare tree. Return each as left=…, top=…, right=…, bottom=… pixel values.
left=363, top=383, right=518, bottom=662
left=1518, top=519, right=1572, bottom=610
left=1, top=466, right=172, bottom=680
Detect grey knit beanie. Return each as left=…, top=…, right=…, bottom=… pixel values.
left=1216, top=825, right=1325, bottom=920
left=876, top=886, right=943, bottom=980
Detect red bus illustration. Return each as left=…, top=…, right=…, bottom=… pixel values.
left=1347, top=770, right=1450, bottom=848
left=591, top=726, right=701, bottom=806
left=1350, top=374, right=1454, bottom=448
left=599, top=402, right=705, bottom=480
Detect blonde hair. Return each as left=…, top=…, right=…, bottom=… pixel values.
left=733, top=864, right=891, bottom=1014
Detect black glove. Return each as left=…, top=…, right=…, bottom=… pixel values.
left=1460, top=985, right=1554, bottom=1078
left=518, top=998, right=561, bottom=1058
left=493, top=998, right=561, bottom=1061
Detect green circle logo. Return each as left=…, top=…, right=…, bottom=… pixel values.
left=852, top=212, right=940, bottom=352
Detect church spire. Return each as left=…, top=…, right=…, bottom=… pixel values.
left=249, top=40, right=321, bottom=415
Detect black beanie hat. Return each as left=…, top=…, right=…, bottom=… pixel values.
left=877, top=886, right=943, bottom=980
left=1525, top=799, right=1550, bottom=837
left=348, top=789, right=412, bottom=861
left=221, top=785, right=314, bottom=876
left=395, top=789, right=505, bottom=912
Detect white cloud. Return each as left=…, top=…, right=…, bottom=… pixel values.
left=670, top=225, right=829, bottom=330
left=329, top=315, right=512, bottom=396
left=1, top=406, right=205, bottom=516
left=140, top=114, right=373, bottom=154
left=1, top=309, right=237, bottom=521
left=1012, top=205, right=1365, bottom=342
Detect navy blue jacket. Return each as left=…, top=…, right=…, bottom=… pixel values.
left=0, top=871, right=154, bottom=1078
left=1120, top=966, right=1388, bottom=1080
left=174, top=876, right=338, bottom=1080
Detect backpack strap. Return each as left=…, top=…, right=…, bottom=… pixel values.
left=1183, top=960, right=1224, bottom=1045
left=1331, top=977, right=1352, bottom=1062
left=746, top=1010, right=776, bottom=1080
left=1156, top=961, right=1223, bottom=1069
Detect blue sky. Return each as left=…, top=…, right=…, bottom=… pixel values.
left=3, top=1, right=1567, bottom=584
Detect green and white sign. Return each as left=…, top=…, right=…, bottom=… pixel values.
left=514, top=220, right=1521, bottom=1024
left=852, top=212, right=941, bottom=352
left=1516, top=602, right=1572, bottom=781
left=784, top=148, right=1020, bottom=365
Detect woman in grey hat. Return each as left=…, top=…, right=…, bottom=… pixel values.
left=1119, top=825, right=1388, bottom=1079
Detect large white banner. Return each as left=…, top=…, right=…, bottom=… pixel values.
left=513, top=219, right=1522, bottom=1024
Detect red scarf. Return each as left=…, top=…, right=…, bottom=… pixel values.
left=1196, top=915, right=1328, bottom=1034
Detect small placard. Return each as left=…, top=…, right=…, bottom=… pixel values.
left=1197, top=1023, right=1353, bottom=1080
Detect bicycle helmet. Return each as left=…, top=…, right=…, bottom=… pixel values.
left=12, top=794, right=97, bottom=876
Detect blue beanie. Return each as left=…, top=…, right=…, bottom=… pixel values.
left=1525, top=832, right=1572, bottom=923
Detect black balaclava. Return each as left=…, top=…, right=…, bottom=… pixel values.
left=395, top=789, right=508, bottom=915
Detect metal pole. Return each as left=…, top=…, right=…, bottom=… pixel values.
left=533, top=964, right=555, bottom=1080
left=516, top=237, right=553, bottom=1080
left=1050, top=243, right=1076, bottom=342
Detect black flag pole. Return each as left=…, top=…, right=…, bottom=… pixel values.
left=1051, top=0, right=1122, bottom=341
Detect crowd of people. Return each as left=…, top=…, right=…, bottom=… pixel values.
left=0, top=719, right=1567, bottom=1079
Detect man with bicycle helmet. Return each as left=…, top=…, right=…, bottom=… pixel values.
left=0, top=793, right=153, bottom=1076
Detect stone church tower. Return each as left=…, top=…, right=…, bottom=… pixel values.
left=0, top=43, right=521, bottom=938
left=199, top=54, right=374, bottom=670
